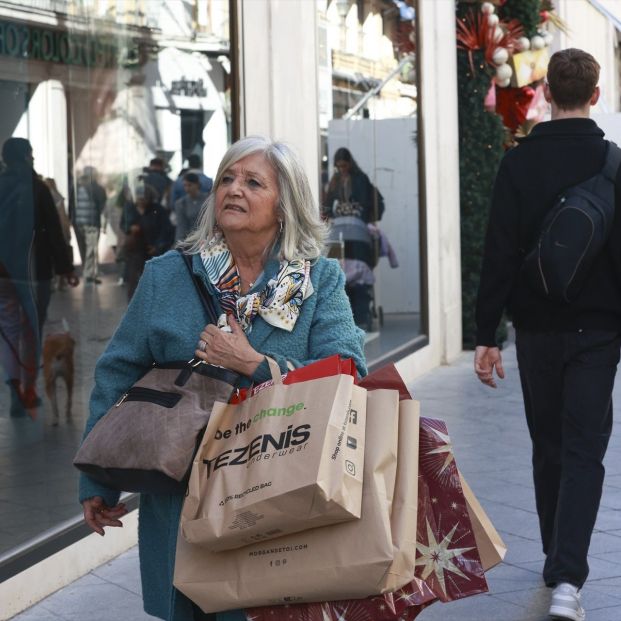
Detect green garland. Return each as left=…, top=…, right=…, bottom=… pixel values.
left=498, top=0, right=542, bottom=38
left=456, top=47, right=506, bottom=349
left=456, top=1, right=543, bottom=347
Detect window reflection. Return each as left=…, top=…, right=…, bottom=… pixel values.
left=318, top=0, right=423, bottom=361
left=0, top=0, right=231, bottom=557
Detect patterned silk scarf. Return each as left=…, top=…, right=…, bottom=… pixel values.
left=200, top=236, right=313, bottom=333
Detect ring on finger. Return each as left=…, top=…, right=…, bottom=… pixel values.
left=198, top=339, right=207, bottom=352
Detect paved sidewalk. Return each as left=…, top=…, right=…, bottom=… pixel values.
left=11, top=345, right=621, bottom=621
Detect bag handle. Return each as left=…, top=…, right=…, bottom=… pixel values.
left=266, top=356, right=283, bottom=385
left=178, top=249, right=218, bottom=325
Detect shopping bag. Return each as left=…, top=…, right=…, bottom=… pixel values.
left=379, top=398, right=420, bottom=592
left=229, top=354, right=357, bottom=404
left=459, top=474, right=507, bottom=571
left=180, top=358, right=366, bottom=551
left=359, top=362, right=412, bottom=401
left=244, top=414, right=489, bottom=621
left=173, top=388, right=399, bottom=612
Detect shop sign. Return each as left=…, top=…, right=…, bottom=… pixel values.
left=170, top=78, right=207, bottom=97
left=0, top=20, right=126, bottom=69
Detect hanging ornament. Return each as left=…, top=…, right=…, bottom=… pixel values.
left=495, top=63, right=513, bottom=81
left=492, top=26, right=504, bottom=42
left=481, top=2, right=495, bottom=14
left=492, top=47, right=509, bottom=65
left=487, top=14, right=499, bottom=27
left=515, top=36, right=531, bottom=52
left=496, top=77, right=511, bottom=88
left=543, top=32, right=554, bottom=46
left=495, top=85, right=536, bottom=130
left=531, top=35, right=545, bottom=50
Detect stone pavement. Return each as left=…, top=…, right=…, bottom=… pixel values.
left=10, top=344, right=621, bottom=621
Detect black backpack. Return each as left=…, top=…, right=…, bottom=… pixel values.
left=522, top=141, right=621, bottom=303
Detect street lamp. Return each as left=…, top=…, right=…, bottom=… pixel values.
left=335, top=0, right=350, bottom=20
left=335, top=0, right=350, bottom=51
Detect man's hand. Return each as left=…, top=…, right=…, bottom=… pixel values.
left=474, top=346, right=505, bottom=389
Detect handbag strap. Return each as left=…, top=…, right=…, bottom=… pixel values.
left=178, top=249, right=219, bottom=325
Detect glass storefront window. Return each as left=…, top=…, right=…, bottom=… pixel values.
left=317, top=0, right=425, bottom=365
left=0, top=0, right=231, bottom=558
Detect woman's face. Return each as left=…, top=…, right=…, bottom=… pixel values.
left=335, top=159, right=351, bottom=176
left=215, top=152, right=280, bottom=240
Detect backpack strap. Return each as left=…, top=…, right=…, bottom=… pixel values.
left=177, top=248, right=219, bottom=325
left=602, top=140, right=621, bottom=182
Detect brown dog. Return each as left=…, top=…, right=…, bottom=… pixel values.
left=42, top=332, right=75, bottom=425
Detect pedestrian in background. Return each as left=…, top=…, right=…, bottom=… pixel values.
left=174, top=172, right=208, bottom=241
left=141, top=157, right=173, bottom=208
left=44, top=177, right=73, bottom=291
left=122, top=184, right=174, bottom=301
left=73, top=166, right=106, bottom=284
left=170, top=153, right=213, bottom=207
left=0, top=138, right=78, bottom=417
left=474, top=48, right=621, bottom=621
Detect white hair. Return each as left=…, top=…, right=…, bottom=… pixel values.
left=180, top=136, right=327, bottom=260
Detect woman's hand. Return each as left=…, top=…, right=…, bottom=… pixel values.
left=195, top=315, right=264, bottom=377
left=82, top=496, right=128, bottom=536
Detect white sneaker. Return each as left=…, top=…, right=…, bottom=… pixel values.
left=549, top=583, right=585, bottom=621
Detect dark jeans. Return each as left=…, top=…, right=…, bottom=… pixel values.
left=516, top=329, right=621, bottom=588
left=345, top=283, right=372, bottom=330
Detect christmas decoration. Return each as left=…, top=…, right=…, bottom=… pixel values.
left=530, top=34, right=545, bottom=49
left=244, top=418, right=489, bottom=621
left=495, top=63, right=513, bottom=81
left=492, top=46, right=509, bottom=65
left=456, top=0, right=563, bottom=347
left=495, top=85, right=536, bottom=132
left=515, top=35, right=530, bottom=51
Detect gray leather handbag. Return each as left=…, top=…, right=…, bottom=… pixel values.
left=73, top=252, right=240, bottom=495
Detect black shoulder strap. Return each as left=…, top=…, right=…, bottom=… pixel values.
left=177, top=249, right=219, bottom=325
left=602, top=140, right=621, bottom=182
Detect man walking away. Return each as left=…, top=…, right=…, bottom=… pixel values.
left=74, top=166, right=106, bottom=284
left=474, top=48, right=621, bottom=621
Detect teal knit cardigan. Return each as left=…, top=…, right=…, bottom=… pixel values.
left=78, top=250, right=366, bottom=621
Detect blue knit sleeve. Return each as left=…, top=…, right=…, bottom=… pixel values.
left=251, top=259, right=367, bottom=383
left=78, top=262, right=156, bottom=506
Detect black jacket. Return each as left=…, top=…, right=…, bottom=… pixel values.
left=0, top=165, right=73, bottom=283
left=140, top=202, right=174, bottom=256
left=475, top=118, right=621, bottom=346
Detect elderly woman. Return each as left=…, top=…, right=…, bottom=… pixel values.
left=78, top=136, right=366, bottom=621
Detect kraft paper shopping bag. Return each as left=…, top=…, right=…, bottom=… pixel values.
left=459, top=474, right=507, bottom=571
left=173, top=387, right=399, bottom=612
left=379, top=398, right=420, bottom=593
left=181, top=359, right=366, bottom=551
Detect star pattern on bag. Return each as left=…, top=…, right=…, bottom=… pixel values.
left=423, top=424, right=454, bottom=476
left=415, top=520, right=475, bottom=598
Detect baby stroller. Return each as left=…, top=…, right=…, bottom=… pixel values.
left=326, top=215, right=383, bottom=332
